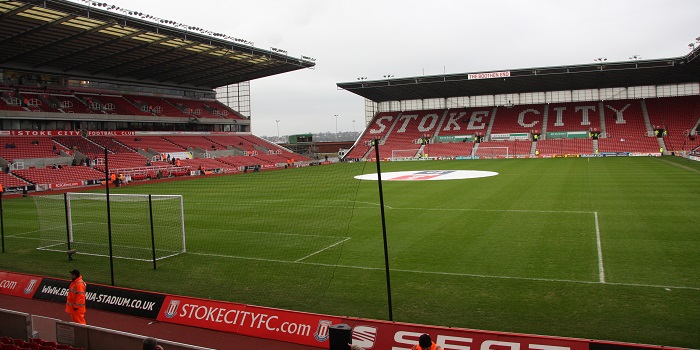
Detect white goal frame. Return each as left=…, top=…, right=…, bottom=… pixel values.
left=36, top=192, right=186, bottom=262
left=66, top=193, right=186, bottom=252
left=475, top=146, right=510, bottom=159
left=391, top=148, right=421, bottom=161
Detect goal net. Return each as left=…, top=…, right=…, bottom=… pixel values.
left=475, top=146, right=509, bottom=159
left=34, top=193, right=185, bottom=261
left=391, top=148, right=421, bottom=161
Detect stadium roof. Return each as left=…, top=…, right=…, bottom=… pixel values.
left=0, top=0, right=315, bottom=90
left=337, top=48, right=700, bottom=103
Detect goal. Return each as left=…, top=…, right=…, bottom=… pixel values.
left=34, top=193, right=185, bottom=261
left=475, top=146, right=510, bottom=159
left=391, top=148, right=421, bottom=161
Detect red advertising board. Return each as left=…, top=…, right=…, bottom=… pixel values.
left=0, top=271, right=679, bottom=350
left=339, top=317, right=589, bottom=350
left=0, top=271, right=42, bottom=298
left=157, top=295, right=342, bottom=347
left=50, top=182, right=83, bottom=189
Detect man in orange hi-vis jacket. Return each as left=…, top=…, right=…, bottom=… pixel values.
left=411, top=334, right=443, bottom=350
left=66, top=269, right=87, bottom=324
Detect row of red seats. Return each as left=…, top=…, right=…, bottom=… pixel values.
left=0, top=86, right=243, bottom=120
left=347, top=97, right=700, bottom=159
left=0, top=336, right=83, bottom=350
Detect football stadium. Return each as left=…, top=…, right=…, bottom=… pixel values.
left=0, top=1, right=699, bottom=350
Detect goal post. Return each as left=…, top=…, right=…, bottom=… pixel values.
left=391, top=148, right=421, bottom=161
left=34, top=192, right=185, bottom=262
left=475, top=146, right=510, bottom=159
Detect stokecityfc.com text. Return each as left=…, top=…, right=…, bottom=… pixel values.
left=178, top=304, right=312, bottom=336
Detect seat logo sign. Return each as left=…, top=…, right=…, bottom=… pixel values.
left=355, top=170, right=499, bottom=181
left=352, top=325, right=378, bottom=349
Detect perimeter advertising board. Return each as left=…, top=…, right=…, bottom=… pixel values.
left=32, top=277, right=165, bottom=319
left=157, top=295, right=342, bottom=348
left=340, top=317, right=589, bottom=350
left=0, top=271, right=41, bottom=298
left=1, top=272, right=680, bottom=350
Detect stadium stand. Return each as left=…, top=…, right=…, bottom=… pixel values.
left=344, top=112, right=400, bottom=159
left=75, top=93, right=148, bottom=116
left=51, top=136, right=104, bottom=158
left=0, top=137, right=65, bottom=162
left=546, top=102, right=602, bottom=133
left=0, top=172, right=30, bottom=189
left=490, top=105, right=541, bottom=135
left=12, top=166, right=104, bottom=186
left=476, top=140, right=533, bottom=158
left=535, top=138, right=594, bottom=156
left=112, top=136, right=186, bottom=154
left=87, top=136, right=135, bottom=154
left=644, top=95, right=700, bottom=152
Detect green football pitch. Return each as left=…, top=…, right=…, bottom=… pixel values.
left=1, top=156, right=698, bottom=348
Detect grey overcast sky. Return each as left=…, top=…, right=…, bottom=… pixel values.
left=82, top=0, right=699, bottom=137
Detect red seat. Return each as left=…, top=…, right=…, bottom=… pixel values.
left=0, top=338, right=11, bottom=345
left=2, top=343, right=19, bottom=350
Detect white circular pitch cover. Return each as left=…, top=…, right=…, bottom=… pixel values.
left=354, top=170, right=499, bottom=181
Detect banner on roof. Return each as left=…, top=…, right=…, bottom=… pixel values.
left=468, top=71, right=511, bottom=80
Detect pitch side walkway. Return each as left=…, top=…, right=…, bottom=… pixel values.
left=0, top=293, right=324, bottom=350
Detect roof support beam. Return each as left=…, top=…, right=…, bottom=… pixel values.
left=86, top=36, right=174, bottom=75
left=115, top=43, right=211, bottom=78
left=0, top=14, right=78, bottom=64
left=36, top=28, right=147, bottom=69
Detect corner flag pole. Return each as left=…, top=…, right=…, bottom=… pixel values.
left=373, top=138, right=394, bottom=321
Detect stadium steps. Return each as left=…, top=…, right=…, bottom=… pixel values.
left=640, top=99, right=655, bottom=136
left=540, top=104, right=549, bottom=135
left=598, top=102, right=607, bottom=136
left=657, top=137, right=667, bottom=154
left=592, top=139, right=599, bottom=152
left=530, top=141, right=537, bottom=156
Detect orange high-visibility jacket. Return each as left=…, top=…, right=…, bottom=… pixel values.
left=65, top=276, right=87, bottom=314
left=412, top=343, right=442, bottom=350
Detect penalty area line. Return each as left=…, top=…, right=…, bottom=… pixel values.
left=295, top=237, right=351, bottom=262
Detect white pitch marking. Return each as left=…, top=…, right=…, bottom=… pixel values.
left=595, top=211, right=606, bottom=283
left=186, top=251, right=700, bottom=291
left=295, top=237, right=351, bottom=262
